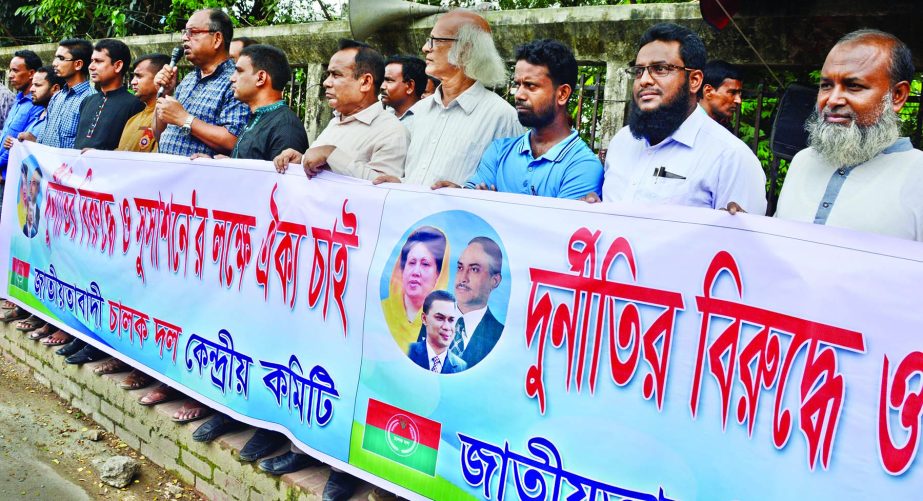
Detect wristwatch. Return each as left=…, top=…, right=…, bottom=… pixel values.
left=180, top=115, right=194, bottom=135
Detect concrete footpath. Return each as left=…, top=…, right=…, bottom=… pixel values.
left=0, top=319, right=377, bottom=500
left=0, top=342, right=197, bottom=500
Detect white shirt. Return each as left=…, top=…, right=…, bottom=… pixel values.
left=458, top=305, right=488, bottom=349
left=425, top=342, right=448, bottom=371
left=602, top=106, right=767, bottom=214
left=776, top=138, right=923, bottom=241
left=403, top=81, right=524, bottom=187
left=313, top=101, right=409, bottom=181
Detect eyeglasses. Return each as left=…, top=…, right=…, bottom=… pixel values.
left=181, top=28, right=216, bottom=38
left=425, top=36, right=458, bottom=50
left=623, top=63, right=694, bottom=79
left=54, top=55, right=75, bottom=62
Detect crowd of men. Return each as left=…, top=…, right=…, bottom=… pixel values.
left=1, top=5, right=922, bottom=501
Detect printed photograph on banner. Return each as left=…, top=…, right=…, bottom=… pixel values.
left=17, top=155, right=43, bottom=238
left=379, top=211, right=509, bottom=374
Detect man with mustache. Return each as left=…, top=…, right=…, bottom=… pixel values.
left=262, top=38, right=408, bottom=483
left=450, top=237, right=504, bottom=368
left=0, top=50, right=43, bottom=179
left=273, top=39, right=408, bottom=181
left=374, top=9, right=523, bottom=188
left=700, top=59, right=743, bottom=127
left=585, top=23, right=766, bottom=214
left=435, top=39, right=602, bottom=198
left=380, top=54, right=426, bottom=128
left=73, top=39, right=144, bottom=151
left=17, top=67, right=64, bottom=144
left=772, top=29, right=923, bottom=240
left=154, top=8, right=249, bottom=157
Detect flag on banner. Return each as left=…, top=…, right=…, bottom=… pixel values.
left=10, top=257, right=29, bottom=291
left=362, top=399, right=441, bottom=476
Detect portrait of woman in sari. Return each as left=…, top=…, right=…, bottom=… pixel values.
left=382, top=226, right=450, bottom=353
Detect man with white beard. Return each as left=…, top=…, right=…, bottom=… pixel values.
left=773, top=29, right=923, bottom=241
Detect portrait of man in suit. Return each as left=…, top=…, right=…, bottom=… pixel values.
left=451, top=236, right=504, bottom=368
left=407, top=290, right=468, bottom=374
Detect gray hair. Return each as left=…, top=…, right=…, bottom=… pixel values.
left=448, top=23, right=507, bottom=87
left=836, top=29, right=914, bottom=86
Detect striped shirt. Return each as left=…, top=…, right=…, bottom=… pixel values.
left=158, top=59, right=249, bottom=157
left=403, top=81, right=524, bottom=187
left=39, top=80, right=93, bottom=149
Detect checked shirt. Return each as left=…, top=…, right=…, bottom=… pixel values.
left=38, top=80, right=93, bottom=149
left=158, top=59, right=249, bottom=157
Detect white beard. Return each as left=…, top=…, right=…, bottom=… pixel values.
left=805, top=94, right=901, bottom=167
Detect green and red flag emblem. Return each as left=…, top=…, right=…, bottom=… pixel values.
left=10, top=258, right=29, bottom=291
left=362, top=398, right=441, bottom=476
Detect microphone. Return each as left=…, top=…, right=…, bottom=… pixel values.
left=157, top=46, right=184, bottom=98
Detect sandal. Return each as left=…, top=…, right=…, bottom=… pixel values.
left=0, top=306, right=29, bottom=322
left=28, top=323, right=55, bottom=340
left=138, top=384, right=181, bottom=406
left=1, top=299, right=17, bottom=310
left=172, top=400, right=213, bottom=423
left=120, top=369, right=155, bottom=390
left=41, top=330, right=72, bottom=346
left=15, top=315, right=46, bottom=332
left=93, top=357, right=131, bottom=375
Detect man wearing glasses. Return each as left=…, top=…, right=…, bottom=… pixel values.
left=585, top=23, right=766, bottom=214
left=153, top=8, right=249, bottom=157
left=38, top=39, right=94, bottom=149
left=373, top=9, right=523, bottom=189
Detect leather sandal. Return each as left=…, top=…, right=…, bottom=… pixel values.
left=41, top=330, right=72, bottom=346
left=28, top=323, right=55, bottom=340
left=15, top=315, right=46, bottom=332
left=139, top=384, right=181, bottom=406
left=120, top=369, right=154, bottom=390
left=93, top=357, right=131, bottom=375
left=172, top=400, right=213, bottom=423
left=0, top=306, right=29, bottom=322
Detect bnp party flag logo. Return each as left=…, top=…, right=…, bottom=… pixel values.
left=10, top=258, right=30, bottom=291
left=362, top=398, right=441, bottom=476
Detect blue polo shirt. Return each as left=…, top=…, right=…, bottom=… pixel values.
left=466, top=129, right=603, bottom=199
left=0, top=91, right=42, bottom=174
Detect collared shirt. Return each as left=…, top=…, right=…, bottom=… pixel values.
left=776, top=138, right=923, bottom=241
left=467, top=129, right=603, bottom=199
left=116, top=104, right=157, bottom=153
left=403, top=81, right=524, bottom=187
left=313, top=101, right=408, bottom=180
left=232, top=101, right=308, bottom=161
left=74, top=86, right=144, bottom=151
left=0, top=85, right=16, bottom=130
left=39, top=80, right=93, bottom=149
left=425, top=342, right=448, bottom=371
left=158, top=59, right=249, bottom=157
left=602, top=106, right=767, bottom=213
left=0, top=91, right=43, bottom=171
left=388, top=105, right=415, bottom=133
left=23, top=109, right=48, bottom=142
left=458, top=306, right=488, bottom=348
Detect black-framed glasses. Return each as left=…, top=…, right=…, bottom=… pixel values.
left=623, top=63, right=694, bottom=79
left=54, top=55, right=75, bottom=62
left=425, top=36, right=458, bottom=50
left=181, top=28, right=216, bottom=37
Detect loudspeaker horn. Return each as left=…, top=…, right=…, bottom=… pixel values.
left=349, top=0, right=446, bottom=41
